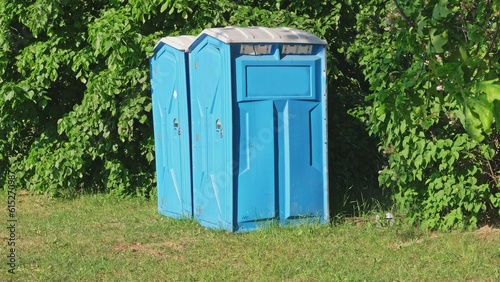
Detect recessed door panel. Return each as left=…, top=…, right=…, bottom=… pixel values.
left=284, top=100, right=324, bottom=219
left=236, top=100, right=276, bottom=224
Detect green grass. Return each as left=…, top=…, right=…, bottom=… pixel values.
left=1, top=192, right=499, bottom=281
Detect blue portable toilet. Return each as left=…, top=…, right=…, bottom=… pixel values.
left=188, top=27, right=329, bottom=232
left=150, top=35, right=195, bottom=218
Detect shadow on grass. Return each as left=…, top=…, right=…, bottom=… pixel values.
left=328, top=91, right=391, bottom=219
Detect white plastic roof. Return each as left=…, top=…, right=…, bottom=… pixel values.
left=154, top=35, right=196, bottom=51
left=200, top=26, right=327, bottom=45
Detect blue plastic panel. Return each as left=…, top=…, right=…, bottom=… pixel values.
left=190, top=37, right=234, bottom=230
left=235, top=53, right=326, bottom=227
left=188, top=30, right=328, bottom=232
left=237, top=56, right=321, bottom=101
left=246, top=66, right=311, bottom=98
left=236, top=100, right=277, bottom=228
left=280, top=100, right=324, bottom=219
left=150, top=43, right=192, bottom=219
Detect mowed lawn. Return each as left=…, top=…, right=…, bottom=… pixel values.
left=1, top=191, right=499, bottom=281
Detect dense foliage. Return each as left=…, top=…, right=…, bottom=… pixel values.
left=1, top=0, right=378, bottom=208
left=351, top=0, right=500, bottom=229
left=2, top=0, right=496, bottom=229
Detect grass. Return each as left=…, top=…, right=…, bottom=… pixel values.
left=1, top=191, right=499, bottom=281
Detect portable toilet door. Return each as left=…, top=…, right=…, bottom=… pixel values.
left=150, top=35, right=196, bottom=219
left=189, top=27, right=329, bottom=232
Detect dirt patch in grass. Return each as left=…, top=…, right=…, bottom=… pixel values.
left=476, top=225, right=500, bottom=240
left=388, top=232, right=440, bottom=250
left=111, top=241, right=188, bottom=259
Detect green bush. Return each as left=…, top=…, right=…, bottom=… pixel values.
left=5, top=0, right=497, bottom=230
left=350, top=0, right=500, bottom=229
left=1, top=0, right=378, bottom=210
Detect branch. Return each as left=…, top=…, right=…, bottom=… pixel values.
left=485, top=19, right=500, bottom=60
left=392, top=0, right=416, bottom=28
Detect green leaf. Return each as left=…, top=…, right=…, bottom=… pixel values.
left=432, top=0, right=452, bottom=20
left=458, top=44, right=468, bottom=62
left=477, top=80, right=500, bottom=103
left=415, top=155, right=423, bottom=168
left=494, top=0, right=500, bottom=13
left=468, top=95, right=493, bottom=134
left=494, top=101, right=500, bottom=131
left=5, top=90, right=14, bottom=101
left=40, top=99, right=48, bottom=109
left=460, top=104, right=483, bottom=141
left=417, top=18, right=427, bottom=36
left=168, top=6, right=175, bottom=15
left=430, top=29, right=448, bottom=53
left=376, top=103, right=386, bottom=122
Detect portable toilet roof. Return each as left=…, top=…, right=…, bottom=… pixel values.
left=196, top=26, right=327, bottom=44
left=153, top=35, right=196, bottom=52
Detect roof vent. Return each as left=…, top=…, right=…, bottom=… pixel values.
left=239, top=44, right=273, bottom=55
left=281, top=44, right=313, bottom=55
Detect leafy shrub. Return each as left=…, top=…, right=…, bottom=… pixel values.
left=1, top=0, right=379, bottom=207
left=350, top=0, right=500, bottom=229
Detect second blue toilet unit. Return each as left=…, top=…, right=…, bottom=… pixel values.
left=189, top=27, right=329, bottom=232
left=150, top=35, right=195, bottom=218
